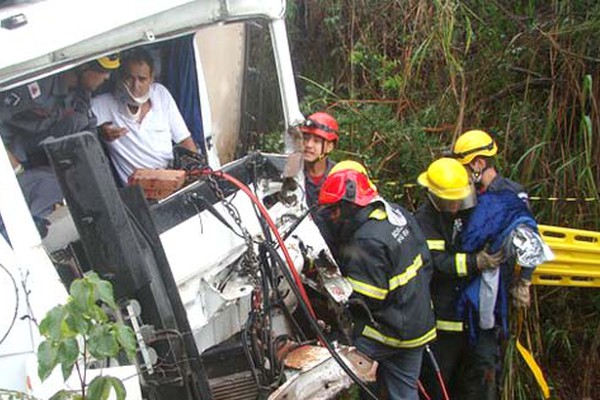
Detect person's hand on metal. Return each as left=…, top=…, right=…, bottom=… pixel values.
left=475, top=246, right=504, bottom=271
left=510, top=278, right=532, bottom=308
left=99, top=122, right=128, bottom=142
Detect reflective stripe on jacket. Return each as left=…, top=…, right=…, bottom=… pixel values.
left=338, top=202, right=436, bottom=348
left=415, top=201, right=478, bottom=332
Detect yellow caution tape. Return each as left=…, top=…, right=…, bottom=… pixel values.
left=529, top=196, right=598, bottom=202
left=372, top=180, right=599, bottom=202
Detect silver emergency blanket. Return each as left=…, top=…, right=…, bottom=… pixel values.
left=508, top=224, right=554, bottom=268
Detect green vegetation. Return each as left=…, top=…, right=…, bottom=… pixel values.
left=37, top=273, right=136, bottom=400
left=285, top=1, right=600, bottom=398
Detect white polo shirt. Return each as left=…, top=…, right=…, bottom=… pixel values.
left=92, top=83, right=191, bottom=184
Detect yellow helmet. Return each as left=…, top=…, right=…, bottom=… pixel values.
left=452, top=130, right=497, bottom=165
left=94, top=54, right=121, bottom=71
left=418, top=158, right=476, bottom=212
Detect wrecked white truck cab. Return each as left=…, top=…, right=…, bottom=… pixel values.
left=0, top=1, right=373, bottom=399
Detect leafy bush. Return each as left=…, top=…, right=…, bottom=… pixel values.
left=37, top=273, right=136, bottom=400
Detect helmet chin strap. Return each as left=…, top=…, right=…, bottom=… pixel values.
left=316, top=152, right=329, bottom=162
left=316, top=143, right=332, bottom=161
left=471, top=164, right=491, bottom=188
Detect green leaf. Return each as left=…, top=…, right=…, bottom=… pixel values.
left=65, top=312, right=89, bottom=336
left=57, top=338, right=79, bottom=380
left=104, top=376, right=126, bottom=400
left=70, top=279, right=94, bottom=313
left=87, top=376, right=111, bottom=400
left=94, top=280, right=117, bottom=310
left=88, top=325, right=119, bottom=358
left=583, top=74, right=592, bottom=97
left=39, top=306, right=67, bottom=341
left=87, top=376, right=125, bottom=400
left=38, top=340, right=59, bottom=381
left=90, top=305, right=109, bottom=324
left=113, top=322, right=137, bottom=359
left=60, top=363, right=75, bottom=386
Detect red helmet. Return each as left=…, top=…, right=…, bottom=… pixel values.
left=300, top=112, right=339, bottom=142
left=318, top=161, right=378, bottom=206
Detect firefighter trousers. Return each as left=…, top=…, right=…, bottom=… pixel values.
left=356, top=336, right=424, bottom=400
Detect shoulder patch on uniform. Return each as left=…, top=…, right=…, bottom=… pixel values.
left=3, top=92, right=20, bottom=107
left=27, top=81, right=41, bottom=99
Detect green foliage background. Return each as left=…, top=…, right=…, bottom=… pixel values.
left=283, top=1, right=600, bottom=399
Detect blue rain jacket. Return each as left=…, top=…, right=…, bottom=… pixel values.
left=457, top=190, right=538, bottom=344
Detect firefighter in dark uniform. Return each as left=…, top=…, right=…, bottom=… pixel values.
left=451, top=130, right=532, bottom=400
left=319, top=160, right=436, bottom=399
left=416, top=157, right=503, bottom=399
left=0, top=55, right=120, bottom=168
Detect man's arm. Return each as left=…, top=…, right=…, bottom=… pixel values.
left=178, top=137, right=197, bottom=153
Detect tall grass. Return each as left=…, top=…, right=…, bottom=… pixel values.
left=285, top=0, right=600, bottom=398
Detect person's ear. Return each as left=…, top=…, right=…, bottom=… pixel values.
left=471, top=157, right=484, bottom=171
left=324, top=140, right=335, bottom=154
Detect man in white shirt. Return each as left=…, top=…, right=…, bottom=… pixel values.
left=92, top=48, right=197, bottom=184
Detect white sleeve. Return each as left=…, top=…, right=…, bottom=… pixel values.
left=91, top=95, right=112, bottom=126
left=157, top=84, right=191, bottom=144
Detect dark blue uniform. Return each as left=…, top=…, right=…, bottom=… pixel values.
left=416, top=200, right=478, bottom=399
left=337, top=202, right=436, bottom=399
left=0, top=73, right=96, bottom=166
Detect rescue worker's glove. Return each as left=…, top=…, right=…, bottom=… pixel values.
left=475, top=247, right=504, bottom=271
left=510, top=278, right=532, bottom=308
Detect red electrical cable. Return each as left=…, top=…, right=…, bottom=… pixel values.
left=423, top=345, right=451, bottom=400
left=418, top=380, right=432, bottom=400
left=438, top=370, right=450, bottom=400
left=197, top=169, right=316, bottom=318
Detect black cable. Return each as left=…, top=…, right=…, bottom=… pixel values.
left=0, top=262, right=19, bottom=346
left=281, top=205, right=315, bottom=242
left=240, top=178, right=377, bottom=398
left=260, top=242, right=380, bottom=400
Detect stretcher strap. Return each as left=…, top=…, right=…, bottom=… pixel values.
left=517, top=312, right=550, bottom=399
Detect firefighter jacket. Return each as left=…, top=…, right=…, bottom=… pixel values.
left=337, top=201, right=436, bottom=349
left=0, top=72, right=95, bottom=165
left=415, top=200, right=479, bottom=333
